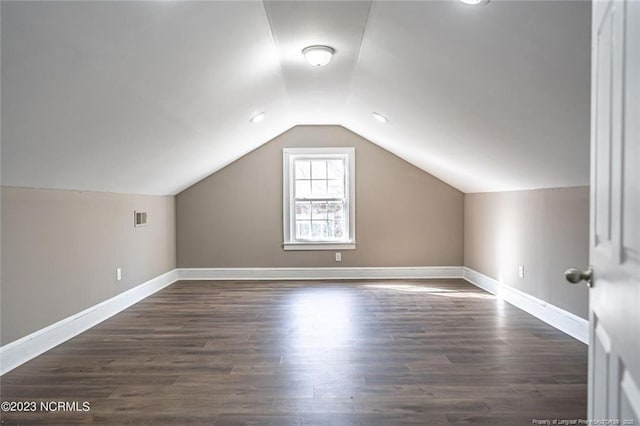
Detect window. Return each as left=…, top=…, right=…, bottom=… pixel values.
left=283, top=147, right=355, bottom=250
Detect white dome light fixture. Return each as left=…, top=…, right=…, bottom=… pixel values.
left=302, top=45, right=335, bottom=67
left=372, top=112, right=389, bottom=123
left=249, top=112, right=265, bottom=123
left=460, top=0, right=490, bottom=5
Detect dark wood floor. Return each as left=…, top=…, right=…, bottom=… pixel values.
left=0, top=279, right=587, bottom=425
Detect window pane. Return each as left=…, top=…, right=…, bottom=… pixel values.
left=311, top=221, right=328, bottom=239
left=331, top=220, right=344, bottom=238
left=295, top=180, right=311, bottom=198
left=327, top=201, right=344, bottom=220
left=311, top=180, right=327, bottom=197
left=327, top=179, right=344, bottom=197
left=295, top=160, right=311, bottom=179
left=327, top=159, right=344, bottom=179
left=311, top=201, right=328, bottom=220
left=311, top=160, right=327, bottom=179
left=296, top=221, right=311, bottom=239
left=295, top=202, right=311, bottom=220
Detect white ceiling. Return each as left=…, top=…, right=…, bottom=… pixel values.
left=1, top=0, right=591, bottom=195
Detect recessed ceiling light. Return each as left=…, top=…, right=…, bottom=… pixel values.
left=302, top=45, right=335, bottom=67
left=460, top=0, right=490, bottom=5
left=249, top=112, right=265, bottom=123
left=372, top=112, right=389, bottom=123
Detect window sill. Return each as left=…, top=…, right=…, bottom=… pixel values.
left=283, top=242, right=356, bottom=251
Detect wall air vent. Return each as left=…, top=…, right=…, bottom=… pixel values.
left=134, top=211, right=147, bottom=227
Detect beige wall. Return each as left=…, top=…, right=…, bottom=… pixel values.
left=1, top=187, right=176, bottom=345
left=177, top=125, right=464, bottom=268
left=464, top=186, right=589, bottom=319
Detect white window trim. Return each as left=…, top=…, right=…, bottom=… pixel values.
left=283, top=147, right=356, bottom=251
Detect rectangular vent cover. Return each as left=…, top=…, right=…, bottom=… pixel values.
left=134, top=211, right=147, bottom=227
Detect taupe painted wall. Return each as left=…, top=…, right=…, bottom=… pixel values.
left=464, top=186, right=589, bottom=319
left=1, top=187, right=176, bottom=345
left=177, top=125, right=464, bottom=267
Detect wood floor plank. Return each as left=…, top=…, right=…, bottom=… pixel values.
left=0, top=279, right=587, bottom=425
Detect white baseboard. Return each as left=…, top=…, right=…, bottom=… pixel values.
left=462, top=267, right=589, bottom=344
left=0, top=269, right=179, bottom=376
left=177, top=266, right=463, bottom=281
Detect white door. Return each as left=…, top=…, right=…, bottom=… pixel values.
left=588, top=0, right=640, bottom=422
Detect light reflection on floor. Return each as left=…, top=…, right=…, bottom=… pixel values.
left=288, top=289, right=355, bottom=348
left=285, top=289, right=359, bottom=409
left=283, top=281, right=506, bottom=415
left=363, top=283, right=496, bottom=299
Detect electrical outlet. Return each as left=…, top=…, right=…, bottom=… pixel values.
left=116, top=268, right=122, bottom=281
left=335, top=252, right=342, bottom=262
left=518, top=265, right=525, bottom=279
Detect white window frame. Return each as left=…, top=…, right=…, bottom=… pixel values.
left=283, top=147, right=356, bottom=251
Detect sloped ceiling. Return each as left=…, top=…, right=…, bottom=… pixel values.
left=1, top=0, right=591, bottom=195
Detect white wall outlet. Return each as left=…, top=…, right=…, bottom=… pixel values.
left=335, top=252, right=342, bottom=262
left=518, top=265, right=525, bottom=278
left=116, top=268, right=122, bottom=281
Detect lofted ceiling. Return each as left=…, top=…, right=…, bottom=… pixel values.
left=1, top=0, right=591, bottom=195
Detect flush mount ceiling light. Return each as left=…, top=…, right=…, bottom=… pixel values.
left=249, top=112, right=265, bottom=123
left=302, top=45, right=335, bottom=67
left=460, top=0, right=490, bottom=5
left=372, top=112, right=389, bottom=123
